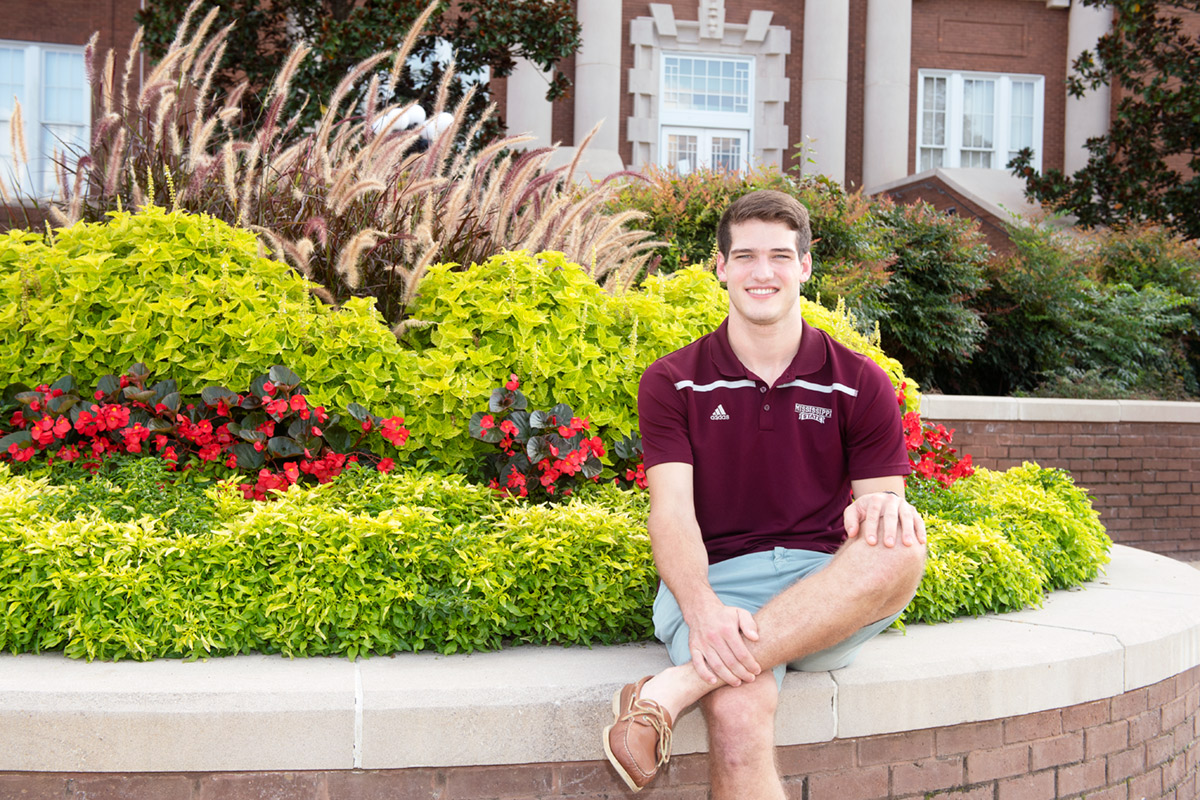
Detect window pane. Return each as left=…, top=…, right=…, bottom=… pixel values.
left=960, top=78, right=995, bottom=166
left=711, top=136, right=742, bottom=172
left=663, top=55, right=750, bottom=114
left=921, top=76, right=946, bottom=147
left=42, top=51, right=86, bottom=124
left=667, top=133, right=698, bottom=175
left=0, top=47, right=24, bottom=116
left=1009, top=80, right=1035, bottom=162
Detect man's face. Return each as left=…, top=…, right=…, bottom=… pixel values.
left=715, top=219, right=813, bottom=328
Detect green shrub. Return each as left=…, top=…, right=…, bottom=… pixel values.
left=0, top=452, right=1112, bottom=659
left=965, top=224, right=1190, bottom=396
left=0, top=463, right=655, bottom=660
left=0, top=207, right=413, bottom=415
left=869, top=198, right=990, bottom=389
left=399, top=253, right=727, bottom=467
left=904, top=516, right=1045, bottom=623
left=948, top=464, right=1111, bottom=591
left=400, top=251, right=921, bottom=467
left=608, top=165, right=797, bottom=274
left=904, top=464, right=1111, bottom=624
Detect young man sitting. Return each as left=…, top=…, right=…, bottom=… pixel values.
left=603, top=190, right=927, bottom=797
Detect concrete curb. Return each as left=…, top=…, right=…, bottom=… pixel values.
left=1, top=545, right=1198, bottom=772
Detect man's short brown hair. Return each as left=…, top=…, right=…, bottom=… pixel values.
left=716, top=190, right=812, bottom=257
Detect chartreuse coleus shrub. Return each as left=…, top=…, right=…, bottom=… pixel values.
left=0, top=207, right=413, bottom=416
left=0, top=463, right=655, bottom=660
left=401, top=251, right=920, bottom=468
left=902, top=465, right=1112, bottom=624
left=1, top=454, right=1111, bottom=659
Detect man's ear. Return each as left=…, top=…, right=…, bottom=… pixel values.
left=715, top=252, right=727, bottom=281
left=799, top=251, right=813, bottom=284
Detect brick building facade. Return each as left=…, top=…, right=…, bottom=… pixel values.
left=499, top=0, right=1121, bottom=202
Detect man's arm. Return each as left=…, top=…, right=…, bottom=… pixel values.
left=845, top=475, right=926, bottom=548
left=646, top=462, right=762, bottom=687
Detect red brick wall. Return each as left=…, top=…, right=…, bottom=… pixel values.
left=940, top=420, right=1200, bottom=562
left=4, top=665, right=1195, bottom=799
left=909, top=0, right=1070, bottom=175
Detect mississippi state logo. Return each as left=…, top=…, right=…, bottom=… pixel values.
left=795, top=403, right=832, bottom=423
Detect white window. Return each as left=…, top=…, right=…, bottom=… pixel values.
left=0, top=41, right=89, bottom=198
left=659, top=54, right=753, bottom=173
left=916, top=69, right=1043, bottom=172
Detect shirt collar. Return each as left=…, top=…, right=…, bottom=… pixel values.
left=710, top=316, right=829, bottom=381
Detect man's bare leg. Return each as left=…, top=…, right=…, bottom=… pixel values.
left=701, top=678, right=786, bottom=800
left=638, top=531, right=926, bottom=722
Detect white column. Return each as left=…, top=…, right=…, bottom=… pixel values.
left=574, top=0, right=623, bottom=153
left=1063, top=1, right=1113, bottom=174
left=800, top=0, right=850, bottom=183
left=505, top=58, right=554, bottom=148
left=861, top=0, right=912, bottom=190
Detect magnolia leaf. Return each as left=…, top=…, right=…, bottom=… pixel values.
left=508, top=410, right=532, bottom=441
left=233, top=442, right=266, bottom=469
left=123, top=387, right=156, bottom=404
left=268, top=365, right=302, bottom=389
left=49, top=375, right=77, bottom=393
left=321, top=424, right=353, bottom=453
left=582, top=455, right=603, bottom=479
left=46, top=394, right=80, bottom=415
left=151, top=380, right=178, bottom=403
left=488, top=388, right=527, bottom=413
left=287, top=418, right=309, bottom=439
left=96, top=375, right=121, bottom=398
left=551, top=403, right=574, bottom=426
left=614, top=433, right=642, bottom=461
left=469, top=412, right=503, bottom=443
left=267, top=436, right=304, bottom=458
left=526, top=434, right=553, bottom=463
left=0, top=430, right=32, bottom=451
left=201, top=386, right=239, bottom=408
left=2, top=382, right=31, bottom=401
left=248, top=374, right=270, bottom=398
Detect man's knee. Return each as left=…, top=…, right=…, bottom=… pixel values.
left=841, top=535, right=926, bottom=609
left=701, top=679, right=778, bottom=763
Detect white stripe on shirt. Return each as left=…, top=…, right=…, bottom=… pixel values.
left=776, top=379, right=859, bottom=397
left=673, top=379, right=757, bottom=392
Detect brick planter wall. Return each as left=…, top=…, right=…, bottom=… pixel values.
left=922, top=400, right=1200, bottom=562
left=3, top=665, right=1195, bottom=800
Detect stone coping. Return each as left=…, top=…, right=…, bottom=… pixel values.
left=920, top=394, right=1200, bottom=424
left=1, top=545, right=1198, bottom=774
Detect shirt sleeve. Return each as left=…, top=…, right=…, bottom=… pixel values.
left=843, top=358, right=912, bottom=481
left=638, top=358, right=695, bottom=468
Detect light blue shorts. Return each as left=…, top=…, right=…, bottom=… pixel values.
left=652, top=547, right=902, bottom=690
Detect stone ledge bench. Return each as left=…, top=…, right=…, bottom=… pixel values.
left=1, top=544, right=1198, bottom=799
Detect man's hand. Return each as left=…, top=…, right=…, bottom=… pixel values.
left=685, top=598, right=762, bottom=686
left=844, top=490, right=926, bottom=548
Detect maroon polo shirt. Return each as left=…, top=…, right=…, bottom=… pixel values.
left=638, top=317, right=910, bottom=563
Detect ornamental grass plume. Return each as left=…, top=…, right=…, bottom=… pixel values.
left=47, top=0, right=657, bottom=326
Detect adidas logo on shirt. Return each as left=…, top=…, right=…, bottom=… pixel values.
left=710, top=404, right=730, bottom=421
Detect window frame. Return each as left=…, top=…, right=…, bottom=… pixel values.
left=0, top=39, right=90, bottom=199
left=915, top=68, right=1044, bottom=173
left=658, top=51, right=754, bottom=173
